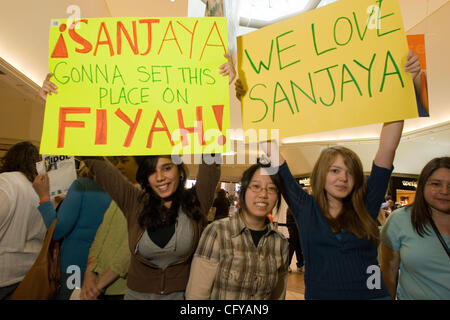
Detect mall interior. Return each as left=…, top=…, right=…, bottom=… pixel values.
left=0, top=0, right=449, bottom=301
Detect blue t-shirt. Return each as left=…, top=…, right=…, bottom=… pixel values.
left=380, top=206, right=450, bottom=299
left=279, top=162, right=391, bottom=300
left=38, top=177, right=111, bottom=274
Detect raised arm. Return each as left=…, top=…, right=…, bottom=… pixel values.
left=82, top=159, right=142, bottom=219
left=373, top=120, right=404, bottom=170
left=33, top=175, right=82, bottom=240
left=373, top=51, right=422, bottom=170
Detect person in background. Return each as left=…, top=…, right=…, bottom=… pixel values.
left=213, top=189, right=231, bottom=221
left=286, top=208, right=304, bottom=273
left=32, top=163, right=112, bottom=299
left=0, top=142, right=46, bottom=300
left=115, top=156, right=139, bottom=185
left=380, top=157, right=450, bottom=300
left=80, top=156, right=139, bottom=300
left=385, top=199, right=396, bottom=216
left=186, top=162, right=289, bottom=300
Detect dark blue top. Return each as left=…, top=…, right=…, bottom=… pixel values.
left=279, top=162, right=392, bottom=299
left=38, top=177, right=111, bottom=274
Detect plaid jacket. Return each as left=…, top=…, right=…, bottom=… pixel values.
left=186, top=211, right=289, bottom=300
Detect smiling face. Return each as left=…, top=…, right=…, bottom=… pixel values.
left=147, top=157, right=181, bottom=200
left=243, top=168, right=279, bottom=219
left=324, top=154, right=355, bottom=203
left=424, top=168, right=450, bottom=215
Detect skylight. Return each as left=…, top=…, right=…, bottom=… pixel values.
left=239, top=0, right=313, bottom=22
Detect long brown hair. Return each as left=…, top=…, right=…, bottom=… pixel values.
left=310, top=146, right=379, bottom=244
left=410, top=157, right=450, bottom=237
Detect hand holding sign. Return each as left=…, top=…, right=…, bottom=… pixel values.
left=219, top=54, right=236, bottom=84
left=39, top=73, right=58, bottom=101
left=405, top=50, right=421, bottom=81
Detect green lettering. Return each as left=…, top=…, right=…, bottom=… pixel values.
left=127, top=87, right=139, bottom=105
left=334, top=17, right=353, bottom=46
left=341, top=64, right=362, bottom=101
left=273, top=82, right=294, bottom=122
left=276, top=30, right=301, bottom=70
left=112, top=65, right=125, bottom=85
left=95, top=64, right=108, bottom=83
left=249, top=84, right=269, bottom=123
left=354, top=53, right=376, bottom=97
left=137, top=66, right=151, bottom=82
left=312, top=23, right=336, bottom=56
left=290, top=73, right=317, bottom=113
left=380, top=50, right=404, bottom=92
left=99, top=87, right=107, bottom=107
left=141, top=87, right=149, bottom=103
left=177, top=88, right=188, bottom=104
left=376, top=0, right=401, bottom=37
left=314, top=65, right=338, bottom=106
left=353, top=8, right=376, bottom=40
left=81, top=64, right=93, bottom=83
left=244, top=40, right=274, bottom=74
left=52, top=61, right=69, bottom=84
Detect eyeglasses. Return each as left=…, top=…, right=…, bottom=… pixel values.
left=248, top=183, right=278, bottom=194
left=426, top=180, right=450, bottom=192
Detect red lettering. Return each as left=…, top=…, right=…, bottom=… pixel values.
left=176, top=20, right=199, bottom=59
left=158, top=21, right=183, bottom=55
left=117, top=21, right=138, bottom=55
left=94, top=22, right=114, bottom=56
left=68, top=20, right=93, bottom=54
left=58, top=107, right=91, bottom=148
left=200, top=22, right=226, bottom=61
left=147, top=111, right=174, bottom=149
left=139, top=19, right=160, bottom=56
left=212, top=105, right=224, bottom=130
left=177, top=106, right=205, bottom=147
left=95, top=109, right=107, bottom=145
left=115, top=108, right=142, bottom=147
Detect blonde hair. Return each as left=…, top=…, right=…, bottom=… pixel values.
left=311, top=146, right=379, bottom=244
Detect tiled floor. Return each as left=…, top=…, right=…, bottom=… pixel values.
left=286, top=269, right=305, bottom=300
left=285, top=254, right=305, bottom=300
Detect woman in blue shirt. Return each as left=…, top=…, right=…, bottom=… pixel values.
left=33, top=165, right=111, bottom=299
left=256, top=52, right=423, bottom=299
left=380, top=157, right=450, bottom=299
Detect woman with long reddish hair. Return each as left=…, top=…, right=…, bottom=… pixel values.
left=256, top=52, right=423, bottom=300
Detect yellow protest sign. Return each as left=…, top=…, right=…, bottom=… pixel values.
left=40, top=17, right=229, bottom=155
left=237, top=0, right=418, bottom=139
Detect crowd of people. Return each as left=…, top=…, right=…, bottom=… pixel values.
left=1, top=1, right=449, bottom=301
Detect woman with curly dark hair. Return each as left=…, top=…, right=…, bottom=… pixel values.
left=0, top=141, right=46, bottom=299
left=80, top=155, right=220, bottom=300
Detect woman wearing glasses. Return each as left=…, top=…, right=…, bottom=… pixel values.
left=380, top=157, right=450, bottom=300
left=186, top=162, right=289, bottom=300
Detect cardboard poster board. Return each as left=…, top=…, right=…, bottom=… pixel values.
left=40, top=17, right=230, bottom=156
